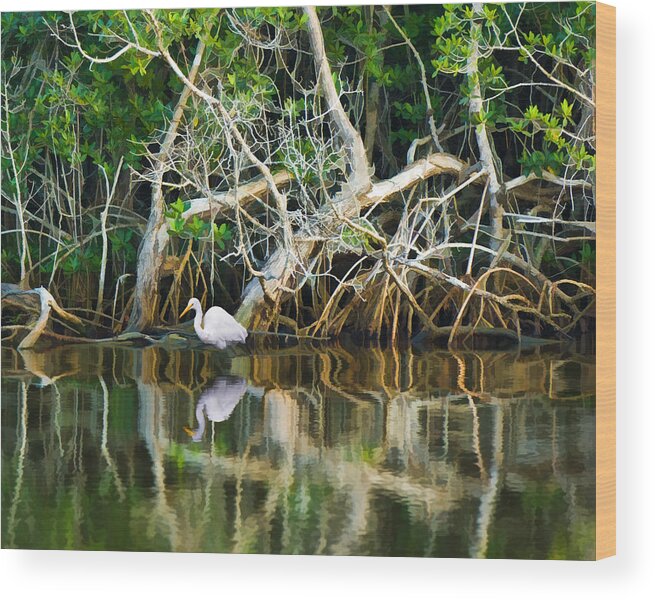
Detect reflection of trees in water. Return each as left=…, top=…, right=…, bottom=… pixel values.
left=1, top=343, right=595, bottom=557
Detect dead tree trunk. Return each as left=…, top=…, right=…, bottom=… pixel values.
left=126, top=40, right=206, bottom=332
left=304, top=6, right=371, bottom=194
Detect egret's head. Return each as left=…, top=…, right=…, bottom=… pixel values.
left=179, top=298, right=199, bottom=319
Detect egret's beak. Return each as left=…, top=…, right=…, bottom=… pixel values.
left=183, top=426, right=195, bottom=437
left=179, top=304, right=192, bottom=319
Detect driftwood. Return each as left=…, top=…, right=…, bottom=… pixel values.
left=1, top=286, right=84, bottom=349
left=1, top=283, right=328, bottom=349
left=2, top=284, right=161, bottom=348
left=181, top=171, right=293, bottom=222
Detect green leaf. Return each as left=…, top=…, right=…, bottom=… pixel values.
left=166, top=198, right=186, bottom=218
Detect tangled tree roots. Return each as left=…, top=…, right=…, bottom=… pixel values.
left=236, top=158, right=596, bottom=346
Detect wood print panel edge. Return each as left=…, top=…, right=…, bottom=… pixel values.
left=596, top=1, right=616, bottom=560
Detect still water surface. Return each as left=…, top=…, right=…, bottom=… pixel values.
left=1, top=342, right=595, bottom=558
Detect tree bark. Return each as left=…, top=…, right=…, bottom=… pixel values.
left=304, top=6, right=371, bottom=195
left=126, top=40, right=206, bottom=332
left=466, top=4, right=504, bottom=252
left=181, top=171, right=292, bottom=222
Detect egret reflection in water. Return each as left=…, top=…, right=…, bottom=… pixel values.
left=185, top=376, right=248, bottom=441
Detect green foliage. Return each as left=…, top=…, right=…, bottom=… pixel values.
left=340, top=219, right=377, bottom=254
left=165, top=198, right=190, bottom=238
left=186, top=215, right=209, bottom=240
left=579, top=241, right=596, bottom=275
left=212, top=222, right=232, bottom=250
left=430, top=2, right=595, bottom=178
left=164, top=198, right=232, bottom=248
left=58, top=243, right=102, bottom=275
left=509, top=104, right=594, bottom=176
left=2, top=12, right=173, bottom=175
left=109, top=229, right=137, bottom=265
left=1, top=246, right=19, bottom=281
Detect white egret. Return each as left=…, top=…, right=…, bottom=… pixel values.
left=179, top=297, right=247, bottom=349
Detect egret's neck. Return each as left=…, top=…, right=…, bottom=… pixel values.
left=193, top=304, right=204, bottom=335
left=193, top=400, right=207, bottom=441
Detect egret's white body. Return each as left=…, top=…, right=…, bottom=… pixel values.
left=180, top=298, right=247, bottom=349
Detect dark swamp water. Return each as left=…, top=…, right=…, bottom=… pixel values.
left=1, top=341, right=595, bottom=558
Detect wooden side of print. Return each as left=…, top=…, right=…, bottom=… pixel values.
left=595, top=1, right=616, bottom=560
